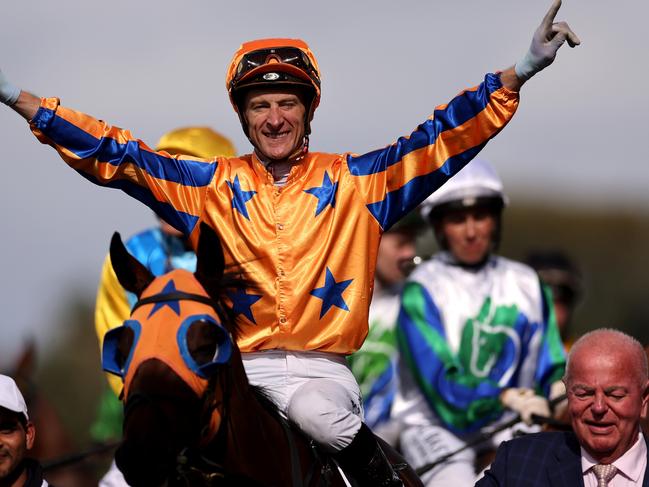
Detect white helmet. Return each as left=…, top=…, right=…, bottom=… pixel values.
left=420, top=158, right=508, bottom=220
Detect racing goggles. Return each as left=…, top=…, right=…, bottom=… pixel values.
left=231, top=46, right=320, bottom=89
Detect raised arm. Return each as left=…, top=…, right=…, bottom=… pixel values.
left=2, top=69, right=218, bottom=238
left=502, top=0, right=580, bottom=92
left=347, top=0, right=579, bottom=232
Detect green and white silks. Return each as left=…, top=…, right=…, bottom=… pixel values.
left=394, top=252, right=565, bottom=434
left=348, top=281, right=401, bottom=428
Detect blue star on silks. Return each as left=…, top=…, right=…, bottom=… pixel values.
left=226, top=175, right=257, bottom=220
left=228, top=289, right=262, bottom=324
left=310, top=267, right=353, bottom=319
left=148, top=280, right=181, bottom=318
left=304, top=172, right=338, bottom=217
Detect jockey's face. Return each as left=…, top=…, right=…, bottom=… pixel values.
left=0, top=410, right=34, bottom=481
left=438, top=207, right=497, bottom=265
left=243, top=88, right=307, bottom=162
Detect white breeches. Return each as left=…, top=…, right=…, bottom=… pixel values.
left=242, top=350, right=364, bottom=452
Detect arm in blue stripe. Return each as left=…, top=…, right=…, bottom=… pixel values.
left=349, top=74, right=506, bottom=230
left=366, top=144, right=485, bottom=230
left=78, top=171, right=199, bottom=236
left=33, top=107, right=218, bottom=187
left=347, top=73, right=503, bottom=176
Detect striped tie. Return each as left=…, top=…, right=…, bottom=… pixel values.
left=592, top=464, right=617, bottom=487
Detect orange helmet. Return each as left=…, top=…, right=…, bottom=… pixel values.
left=226, top=38, right=321, bottom=136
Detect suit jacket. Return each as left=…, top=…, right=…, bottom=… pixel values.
left=475, top=431, right=649, bottom=486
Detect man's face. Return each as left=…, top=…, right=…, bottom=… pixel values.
left=437, top=207, right=497, bottom=265
left=0, top=411, right=34, bottom=480
left=375, top=231, right=417, bottom=287
left=566, top=347, right=649, bottom=463
left=243, top=88, right=307, bottom=162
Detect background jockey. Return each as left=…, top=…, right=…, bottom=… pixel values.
left=392, top=158, right=567, bottom=485
left=91, top=126, right=236, bottom=487
left=348, top=210, right=424, bottom=440
left=0, top=2, right=579, bottom=484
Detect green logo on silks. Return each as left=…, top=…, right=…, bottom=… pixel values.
left=458, top=298, right=522, bottom=387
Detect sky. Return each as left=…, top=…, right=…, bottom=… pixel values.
left=0, top=0, right=647, bottom=361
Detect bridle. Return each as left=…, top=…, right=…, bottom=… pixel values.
left=131, top=291, right=218, bottom=314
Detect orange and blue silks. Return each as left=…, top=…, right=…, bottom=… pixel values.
left=30, top=73, right=518, bottom=355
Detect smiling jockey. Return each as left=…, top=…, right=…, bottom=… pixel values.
left=0, top=2, right=579, bottom=484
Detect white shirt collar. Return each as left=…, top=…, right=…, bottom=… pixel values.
left=581, top=432, right=646, bottom=483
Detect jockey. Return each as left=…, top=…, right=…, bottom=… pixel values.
left=392, top=158, right=567, bottom=486
left=0, top=3, right=579, bottom=484
left=525, top=250, right=583, bottom=349
left=347, top=210, right=424, bottom=439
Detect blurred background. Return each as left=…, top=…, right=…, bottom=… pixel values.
left=0, top=0, right=647, bottom=481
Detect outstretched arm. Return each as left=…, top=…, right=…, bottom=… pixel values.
left=1, top=69, right=218, bottom=238
left=501, top=0, right=580, bottom=91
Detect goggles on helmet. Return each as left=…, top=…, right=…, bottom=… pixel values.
left=230, top=46, right=321, bottom=91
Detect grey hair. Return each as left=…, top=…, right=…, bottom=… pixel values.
left=563, top=328, right=649, bottom=383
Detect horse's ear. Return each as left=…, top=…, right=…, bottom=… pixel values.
left=110, top=232, right=154, bottom=297
left=195, top=222, right=225, bottom=283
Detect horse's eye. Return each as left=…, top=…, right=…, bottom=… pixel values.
left=186, top=320, right=219, bottom=366
left=115, top=327, right=135, bottom=370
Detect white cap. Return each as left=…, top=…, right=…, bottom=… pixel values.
left=421, top=158, right=508, bottom=219
left=0, top=374, right=29, bottom=420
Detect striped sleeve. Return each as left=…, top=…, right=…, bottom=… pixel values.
left=534, top=284, right=566, bottom=395
left=347, top=73, right=518, bottom=231
left=397, top=281, right=503, bottom=433
left=30, top=98, right=217, bottom=236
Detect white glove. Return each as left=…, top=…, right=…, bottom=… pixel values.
left=549, top=380, right=568, bottom=419
left=515, top=0, right=581, bottom=82
left=500, top=387, right=551, bottom=426
left=0, top=68, right=21, bottom=106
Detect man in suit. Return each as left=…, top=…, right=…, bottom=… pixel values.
left=477, top=328, right=649, bottom=486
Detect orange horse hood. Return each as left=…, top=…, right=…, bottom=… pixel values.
left=102, top=268, right=233, bottom=400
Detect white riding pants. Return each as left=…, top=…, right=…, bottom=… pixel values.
left=242, top=350, right=364, bottom=452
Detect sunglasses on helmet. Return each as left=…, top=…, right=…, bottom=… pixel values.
left=231, top=46, right=320, bottom=89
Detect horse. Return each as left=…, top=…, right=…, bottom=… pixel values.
left=101, top=223, right=422, bottom=486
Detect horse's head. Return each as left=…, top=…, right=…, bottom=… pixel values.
left=102, top=223, right=238, bottom=486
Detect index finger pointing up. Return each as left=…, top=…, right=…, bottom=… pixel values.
left=542, top=0, right=563, bottom=29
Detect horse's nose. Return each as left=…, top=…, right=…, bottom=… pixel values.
left=126, top=358, right=191, bottom=397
